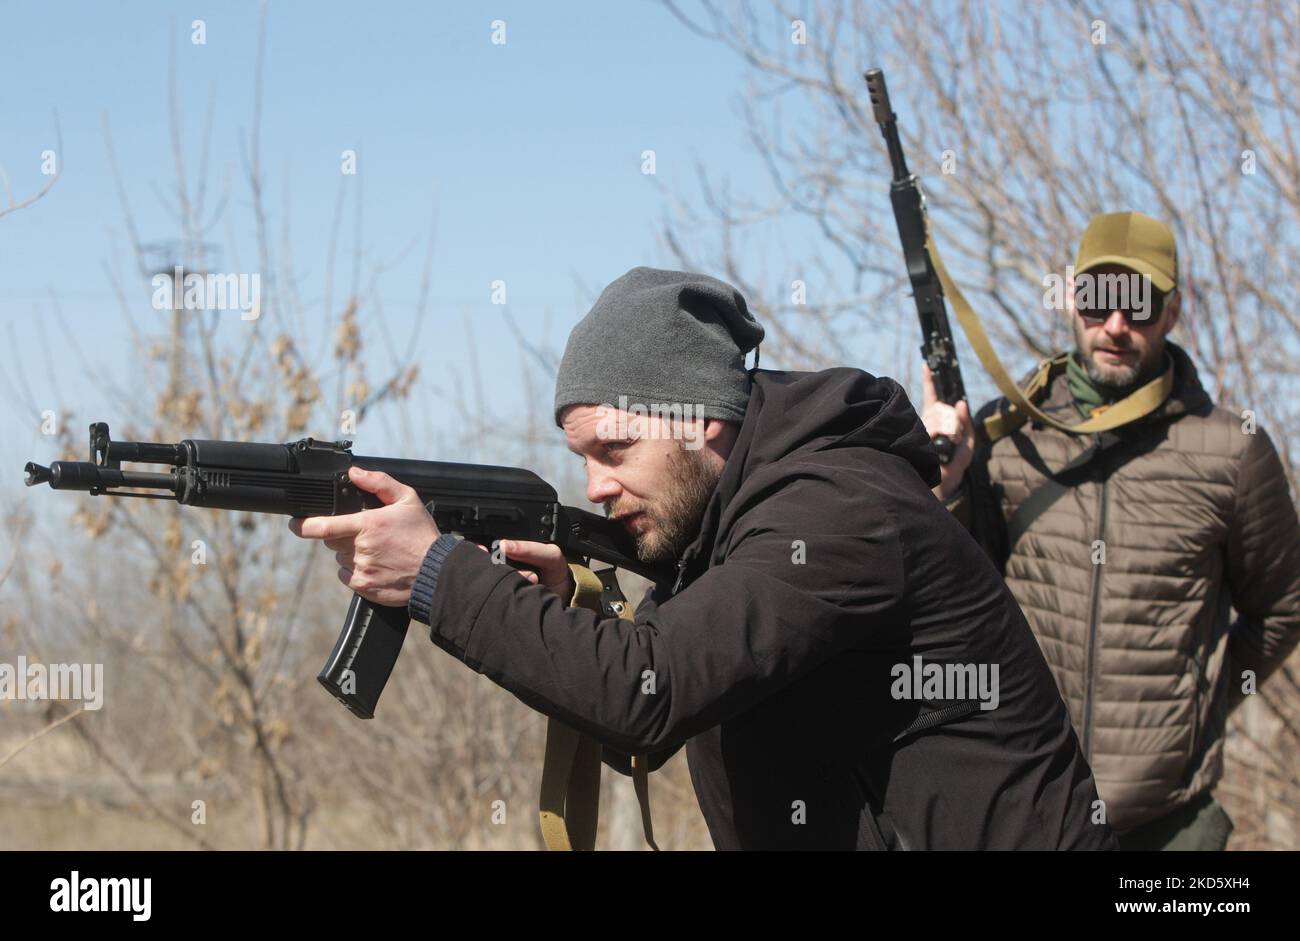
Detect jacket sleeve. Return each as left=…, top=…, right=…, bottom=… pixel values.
left=417, top=467, right=905, bottom=755
left=599, top=589, right=682, bottom=776
left=1224, top=426, right=1300, bottom=708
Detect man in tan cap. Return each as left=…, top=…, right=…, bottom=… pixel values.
left=1066, top=211, right=1179, bottom=406
left=921, top=210, right=1300, bottom=849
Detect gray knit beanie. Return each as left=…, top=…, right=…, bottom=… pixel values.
left=553, top=266, right=765, bottom=426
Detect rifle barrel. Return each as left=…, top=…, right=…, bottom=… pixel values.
left=864, top=69, right=910, bottom=181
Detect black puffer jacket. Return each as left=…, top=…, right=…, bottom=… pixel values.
left=418, top=367, right=1116, bottom=849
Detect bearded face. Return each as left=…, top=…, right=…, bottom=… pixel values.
left=605, top=442, right=722, bottom=563
left=1069, top=264, right=1179, bottom=392
left=561, top=404, right=734, bottom=566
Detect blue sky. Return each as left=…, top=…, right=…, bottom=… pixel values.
left=1, top=1, right=810, bottom=508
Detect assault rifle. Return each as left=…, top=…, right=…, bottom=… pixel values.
left=25, top=422, right=672, bottom=719
left=864, top=67, right=968, bottom=463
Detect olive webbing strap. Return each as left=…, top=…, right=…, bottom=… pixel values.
left=538, top=562, right=658, bottom=850
left=924, top=233, right=1175, bottom=444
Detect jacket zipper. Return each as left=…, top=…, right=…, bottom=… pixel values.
left=1082, top=468, right=1109, bottom=760
left=670, top=558, right=689, bottom=596
left=892, top=699, right=982, bottom=743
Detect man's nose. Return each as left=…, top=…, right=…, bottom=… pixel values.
left=586, top=467, right=622, bottom=505
left=1102, top=309, right=1131, bottom=336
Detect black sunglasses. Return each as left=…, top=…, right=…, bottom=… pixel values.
left=1074, top=283, right=1167, bottom=325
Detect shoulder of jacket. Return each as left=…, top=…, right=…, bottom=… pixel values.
left=973, top=362, right=1045, bottom=417
left=742, top=448, right=906, bottom=493
left=1162, top=401, right=1255, bottom=460
left=973, top=360, right=1069, bottom=453
left=731, top=451, right=909, bottom=525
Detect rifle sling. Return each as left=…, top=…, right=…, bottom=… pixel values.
left=538, top=563, right=658, bottom=850
left=923, top=233, right=1175, bottom=443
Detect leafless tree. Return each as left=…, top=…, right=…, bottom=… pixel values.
left=658, top=0, right=1300, bottom=848
left=2, top=5, right=707, bottom=851
left=0, top=111, right=62, bottom=222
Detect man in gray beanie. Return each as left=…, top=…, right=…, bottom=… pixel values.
left=293, top=265, right=1115, bottom=850
left=554, top=266, right=765, bottom=426
left=547, top=266, right=764, bottom=568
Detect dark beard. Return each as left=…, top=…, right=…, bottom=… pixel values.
left=617, top=445, right=721, bottom=564
left=1072, top=317, right=1165, bottom=392
left=1082, top=353, right=1140, bottom=391
left=1082, top=348, right=1167, bottom=392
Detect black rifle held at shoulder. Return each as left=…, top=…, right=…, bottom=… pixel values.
left=864, top=67, right=966, bottom=464
left=25, top=422, right=672, bottom=719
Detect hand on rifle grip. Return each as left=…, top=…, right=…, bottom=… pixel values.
left=919, top=364, right=975, bottom=498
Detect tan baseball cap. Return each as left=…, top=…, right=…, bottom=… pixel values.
left=1074, top=211, right=1177, bottom=293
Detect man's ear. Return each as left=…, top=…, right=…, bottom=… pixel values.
left=701, top=418, right=731, bottom=441
left=1163, top=288, right=1181, bottom=334
left=702, top=419, right=740, bottom=458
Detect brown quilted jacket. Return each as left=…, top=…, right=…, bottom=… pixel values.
left=947, top=341, right=1300, bottom=832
